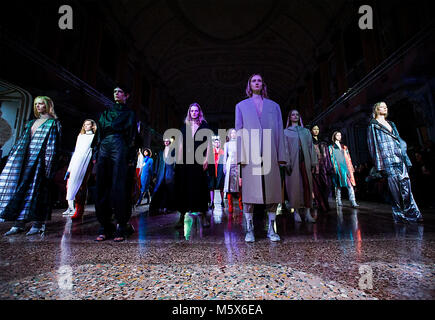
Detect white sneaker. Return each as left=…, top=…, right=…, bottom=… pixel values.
left=62, top=208, right=74, bottom=216
left=4, top=227, right=24, bottom=236
left=26, top=225, right=45, bottom=236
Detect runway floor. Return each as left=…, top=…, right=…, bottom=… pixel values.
left=0, top=195, right=434, bottom=300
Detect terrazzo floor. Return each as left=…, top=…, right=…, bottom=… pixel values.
left=0, top=196, right=434, bottom=300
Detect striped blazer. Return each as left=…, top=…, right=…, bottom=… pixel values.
left=367, top=119, right=411, bottom=176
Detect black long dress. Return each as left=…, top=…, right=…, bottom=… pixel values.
left=175, top=121, right=211, bottom=213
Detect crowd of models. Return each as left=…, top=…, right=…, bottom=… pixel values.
left=0, top=74, right=424, bottom=242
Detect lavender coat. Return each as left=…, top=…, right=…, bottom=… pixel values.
left=235, top=98, right=286, bottom=204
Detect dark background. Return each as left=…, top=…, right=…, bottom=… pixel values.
left=0, top=0, right=434, bottom=207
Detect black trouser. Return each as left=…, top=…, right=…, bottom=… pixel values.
left=95, top=136, right=129, bottom=236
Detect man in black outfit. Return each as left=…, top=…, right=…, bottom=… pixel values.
left=95, top=85, right=136, bottom=242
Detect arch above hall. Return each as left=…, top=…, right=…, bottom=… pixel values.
left=100, top=0, right=347, bottom=120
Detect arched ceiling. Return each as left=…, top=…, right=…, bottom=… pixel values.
left=102, top=0, right=346, bottom=125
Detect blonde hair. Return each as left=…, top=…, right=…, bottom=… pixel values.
left=372, top=101, right=388, bottom=119
left=184, top=102, right=206, bottom=125
left=33, top=96, right=57, bottom=119
left=246, top=74, right=268, bottom=98
left=80, top=119, right=97, bottom=134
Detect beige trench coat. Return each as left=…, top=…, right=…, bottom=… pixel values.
left=235, top=98, right=286, bottom=204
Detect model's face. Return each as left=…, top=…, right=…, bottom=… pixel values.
left=164, top=139, right=170, bottom=146
left=290, top=110, right=300, bottom=123
left=312, top=126, right=319, bottom=136
left=377, top=103, right=388, bottom=117
left=144, top=150, right=149, bottom=157
left=250, top=75, right=263, bottom=92
left=335, top=132, right=342, bottom=142
left=114, top=88, right=128, bottom=104
left=35, top=99, right=47, bottom=115
left=230, top=129, right=237, bottom=140
left=214, top=140, right=220, bottom=148
left=84, top=121, right=93, bottom=132
left=190, top=106, right=200, bottom=120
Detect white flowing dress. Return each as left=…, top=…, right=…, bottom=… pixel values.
left=66, top=133, right=95, bottom=200
left=223, top=139, right=240, bottom=193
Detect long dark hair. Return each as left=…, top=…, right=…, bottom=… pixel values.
left=286, top=109, right=304, bottom=128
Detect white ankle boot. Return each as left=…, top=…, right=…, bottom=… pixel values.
left=348, top=187, right=359, bottom=207
left=244, top=212, right=255, bottom=242
left=277, top=203, right=283, bottom=215
left=305, top=208, right=316, bottom=223
left=294, top=209, right=302, bottom=223
left=267, top=212, right=280, bottom=242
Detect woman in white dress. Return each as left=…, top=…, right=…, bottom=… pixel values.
left=63, top=119, right=97, bottom=218
left=223, top=128, right=242, bottom=215
left=135, top=148, right=144, bottom=193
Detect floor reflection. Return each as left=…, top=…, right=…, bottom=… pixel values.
left=57, top=217, right=73, bottom=299
left=137, top=212, right=148, bottom=254
left=213, top=209, right=223, bottom=225
left=183, top=212, right=203, bottom=240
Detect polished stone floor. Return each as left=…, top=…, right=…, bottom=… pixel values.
left=0, top=194, right=434, bottom=300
